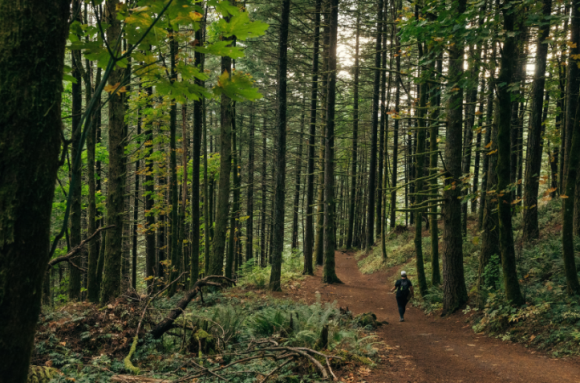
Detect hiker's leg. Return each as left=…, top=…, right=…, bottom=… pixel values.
left=396, top=296, right=405, bottom=317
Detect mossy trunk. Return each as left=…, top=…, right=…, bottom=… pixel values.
left=101, top=0, right=126, bottom=304
left=0, top=1, right=70, bottom=381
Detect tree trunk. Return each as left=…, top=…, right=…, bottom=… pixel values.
left=87, top=56, right=100, bottom=303
left=522, top=0, right=552, bottom=241
left=0, top=1, right=70, bottom=381
left=390, top=2, right=401, bottom=228
left=269, top=0, right=291, bottom=291
left=366, top=0, right=384, bottom=248
left=144, top=85, right=155, bottom=292
left=69, top=0, right=82, bottom=301
left=304, top=0, right=321, bottom=273
left=428, top=51, right=442, bottom=286
left=414, top=75, right=428, bottom=297
left=209, top=34, right=234, bottom=276
left=479, top=98, right=501, bottom=294
left=347, top=11, right=360, bottom=249
left=246, top=107, right=255, bottom=262
left=561, top=0, right=580, bottom=296
left=292, top=101, right=306, bottom=249
left=496, top=0, right=524, bottom=306
left=191, top=22, right=205, bottom=285
left=101, top=0, right=127, bottom=304
left=132, top=103, right=141, bottom=290
left=442, top=0, right=468, bottom=314
left=227, top=107, right=241, bottom=279
left=260, top=119, right=268, bottom=267
left=322, top=0, right=341, bottom=284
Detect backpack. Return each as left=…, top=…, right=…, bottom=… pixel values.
left=398, top=279, right=410, bottom=296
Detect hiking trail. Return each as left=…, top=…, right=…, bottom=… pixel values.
left=276, top=251, right=580, bottom=382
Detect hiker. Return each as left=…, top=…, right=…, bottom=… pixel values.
left=390, top=270, right=414, bottom=322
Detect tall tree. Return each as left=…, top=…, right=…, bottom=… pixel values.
left=144, top=85, right=156, bottom=293
left=496, top=0, right=524, bottom=306
left=366, top=0, right=384, bottom=248
left=347, top=10, right=360, bottom=249
left=101, top=0, right=127, bottom=303
left=245, top=107, right=255, bottom=262
left=303, top=0, right=321, bottom=272
left=269, top=0, right=291, bottom=291
left=190, top=20, right=205, bottom=286
left=522, top=0, right=552, bottom=241
left=561, top=0, right=580, bottom=296
left=167, top=26, right=180, bottom=297
left=0, top=1, right=70, bottom=381
left=292, top=101, right=305, bottom=250
left=323, top=0, right=341, bottom=284
left=69, top=0, right=83, bottom=300
left=442, top=0, right=468, bottom=314
left=209, top=24, right=234, bottom=277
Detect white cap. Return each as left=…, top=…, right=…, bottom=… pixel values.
left=401, top=270, right=407, bottom=276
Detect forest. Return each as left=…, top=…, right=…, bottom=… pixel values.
left=1, top=0, right=580, bottom=381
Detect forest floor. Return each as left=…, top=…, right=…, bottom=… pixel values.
left=275, top=251, right=580, bottom=382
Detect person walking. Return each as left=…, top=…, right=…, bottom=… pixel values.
left=391, top=270, right=414, bottom=322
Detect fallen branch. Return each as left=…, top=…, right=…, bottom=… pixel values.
left=47, top=225, right=114, bottom=271
left=110, top=376, right=171, bottom=382
left=124, top=272, right=187, bottom=375
left=149, top=275, right=235, bottom=339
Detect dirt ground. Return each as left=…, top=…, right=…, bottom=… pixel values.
left=276, top=251, right=580, bottom=382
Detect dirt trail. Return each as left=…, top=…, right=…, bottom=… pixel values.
left=282, top=251, right=580, bottom=382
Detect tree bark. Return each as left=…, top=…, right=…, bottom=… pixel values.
left=322, top=0, right=341, bottom=284
left=260, top=118, right=268, bottom=267
left=191, top=22, right=205, bottom=285
left=292, top=101, right=306, bottom=250
left=522, top=0, right=552, bottom=241
left=561, top=0, right=580, bottom=296
left=496, top=0, right=524, bottom=306
left=442, top=0, right=468, bottom=314
left=304, top=0, right=321, bottom=273
left=366, top=0, right=384, bottom=248
left=347, top=11, right=360, bottom=249
left=269, top=0, right=291, bottom=291
left=246, top=107, right=255, bottom=262
left=69, top=0, right=83, bottom=301
left=101, top=0, right=127, bottom=304
left=0, top=0, right=70, bottom=381
left=209, top=33, right=234, bottom=276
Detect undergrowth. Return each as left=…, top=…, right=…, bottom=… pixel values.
left=374, top=199, right=580, bottom=357
left=34, top=252, right=380, bottom=382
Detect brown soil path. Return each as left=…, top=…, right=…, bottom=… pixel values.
left=283, top=252, right=580, bottom=382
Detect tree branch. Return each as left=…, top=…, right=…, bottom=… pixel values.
left=47, top=225, right=114, bottom=271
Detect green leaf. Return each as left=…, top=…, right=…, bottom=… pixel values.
left=196, top=41, right=245, bottom=59
left=218, top=12, right=269, bottom=41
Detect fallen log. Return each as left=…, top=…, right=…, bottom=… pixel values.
left=149, top=275, right=235, bottom=339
